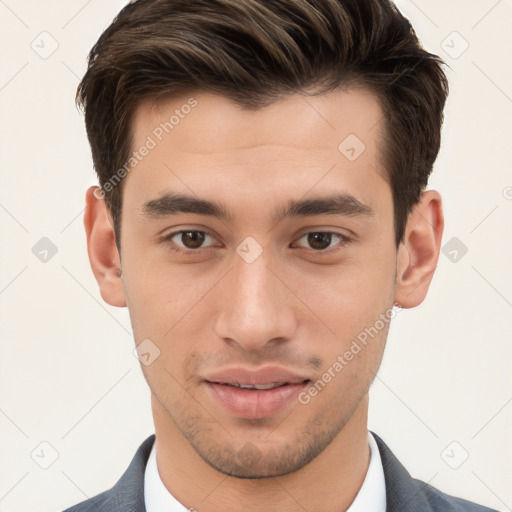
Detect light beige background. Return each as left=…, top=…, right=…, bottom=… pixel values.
left=1, top=1, right=511, bottom=511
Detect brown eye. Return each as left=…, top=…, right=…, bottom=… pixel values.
left=165, top=230, right=216, bottom=253
left=179, top=231, right=206, bottom=249
left=295, top=232, right=349, bottom=251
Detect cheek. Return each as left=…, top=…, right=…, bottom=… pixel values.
left=293, top=258, right=396, bottom=391
left=298, top=254, right=396, bottom=339
left=121, top=243, right=205, bottom=337
left=123, top=267, right=217, bottom=389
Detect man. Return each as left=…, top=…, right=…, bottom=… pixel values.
left=64, top=0, right=497, bottom=511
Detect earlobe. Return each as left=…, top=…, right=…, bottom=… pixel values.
left=394, top=190, right=444, bottom=309
left=84, top=186, right=126, bottom=307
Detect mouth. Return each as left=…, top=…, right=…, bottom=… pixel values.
left=202, top=366, right=311, bottom=419
left=215, top=382, right=294, bottom=390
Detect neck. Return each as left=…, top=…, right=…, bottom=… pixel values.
left=151, top=393, right=371, bottom=512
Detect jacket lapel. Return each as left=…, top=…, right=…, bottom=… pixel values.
left=104, top=433, right=155, bottom=512
left=371, top=431, right=437, bottom=512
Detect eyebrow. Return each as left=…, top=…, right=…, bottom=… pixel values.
left=141, top=191, right=374, bottom=222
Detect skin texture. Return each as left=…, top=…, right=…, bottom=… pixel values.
left=84, top=88, right=444, bottom=512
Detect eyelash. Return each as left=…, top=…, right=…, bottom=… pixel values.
left=163, top=229, right=352, bottom=255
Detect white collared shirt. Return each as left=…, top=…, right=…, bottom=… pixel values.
left=144, top=431, right=387, bottom=512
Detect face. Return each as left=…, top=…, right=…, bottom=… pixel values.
left=117, top=89, right=398, bottom=477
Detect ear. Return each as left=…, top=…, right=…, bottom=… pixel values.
left=84, top=186, right=126, bottom=307
left=394, top=190, right=444, bottom=308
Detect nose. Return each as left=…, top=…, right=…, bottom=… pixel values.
left=213, top=247, right=297, bottom=352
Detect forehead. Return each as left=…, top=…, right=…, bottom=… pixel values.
left=132, top=87, right=384, bottom=154
left=123, top=88, right=390, bottom=224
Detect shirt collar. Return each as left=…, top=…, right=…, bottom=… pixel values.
left=144, top=431, right=386, bottom=512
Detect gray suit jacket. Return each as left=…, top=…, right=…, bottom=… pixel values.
left=62, top=432, right=498, bottom=511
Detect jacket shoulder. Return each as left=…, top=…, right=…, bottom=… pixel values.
left=61, top=434, right=155, bottom=512
left=62, top=489, right=113, bottom=512
left=371, top=432, right=499, bottom=512
left=414, top=476, right=499, bottom=512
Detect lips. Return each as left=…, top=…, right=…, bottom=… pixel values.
left=204, top=366, right=309, bottom=386
left=203, top=366, right=310, bottom=419
left=228, top=382, right=287, bottom=390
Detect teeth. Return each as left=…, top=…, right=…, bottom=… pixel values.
left=235, top=382, right=286, bottom=390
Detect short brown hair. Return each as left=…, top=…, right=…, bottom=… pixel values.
left=76, top=0, right=449, bottom=251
